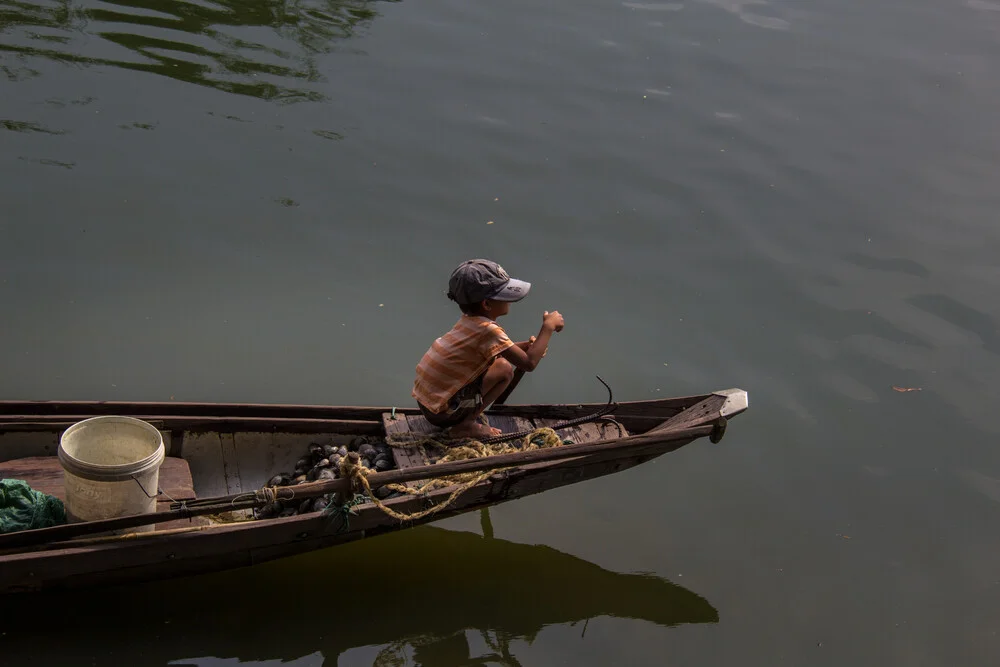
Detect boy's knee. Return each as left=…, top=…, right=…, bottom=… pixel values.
left=495, top=357, right=514, bottom=381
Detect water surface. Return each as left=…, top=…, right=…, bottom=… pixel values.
left=2, top=0, right=1000, bottom=664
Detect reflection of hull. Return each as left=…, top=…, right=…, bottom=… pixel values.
left=2, top=526, right=718, bottom=664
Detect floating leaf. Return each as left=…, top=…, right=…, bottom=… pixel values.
left=2, top=120, right=65, bottom=134
left=892, top=386, right=922, bottom=392
left=312, top=129, right=343, bottom=141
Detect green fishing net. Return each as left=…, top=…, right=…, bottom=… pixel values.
left=0, top=478, right=67, bottom=534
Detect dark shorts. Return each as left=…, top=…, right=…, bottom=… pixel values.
left=418, top=371, right=486, bottom=429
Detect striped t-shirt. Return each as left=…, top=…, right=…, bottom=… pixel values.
left=413, top=315, right=515, bottom=413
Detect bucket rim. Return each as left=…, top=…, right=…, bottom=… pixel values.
left=58, top=415, right=165, bottom=483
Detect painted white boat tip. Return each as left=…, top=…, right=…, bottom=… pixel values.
left=714, top=388, right=749, bottom=418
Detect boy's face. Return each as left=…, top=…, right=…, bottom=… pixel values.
left=485, top=299, right=510, bottom=318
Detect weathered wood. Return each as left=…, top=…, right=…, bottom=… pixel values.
left=0, top=415, right=383, bottom=435
left=0, top=446, right=679, bottom=593
left=0, top=393, right=713, bottom=428
left=0, top=456, right=197, bottom=502
left=383, top=413, right=427, bottom=471
left=403, top=415, right=440, bottom=481
left=0, top=456, right=210, bottom=533
left=485, top=396, right=701, bottom=422
left=518, top=419, right=627, bottom=471
left=593, top=418, right=629, bottom=440
left=605, top=414, right=674, bottom=433
left=0, top=525, right=213, bottom=554
left=532, top=419, right=619, bottom=445
left=0, top=400, right=413, bottom=420
left=153, top=504, right=212, bottom=531
left=0, top=389, right=748, bottom=592
left=219, top=433, right=242, bottom=496
left=0, top=423, right=715, bottom=551
left=380, top=412, right=432, bottom=500
left=649, top=395, right=727, bottom=433
left=405, top=414, right=440, bottom=439
left=485, top=414, right=535, bottom=439
left=0, top=424, right=711, bottom=590
left=0, top=421, right=166, bottom=432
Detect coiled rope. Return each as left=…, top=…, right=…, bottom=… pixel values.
left=337, top=427, right=565, bottom=522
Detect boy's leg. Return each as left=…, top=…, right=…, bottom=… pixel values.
left=477, top=358, right=515, bottom=414
left=448, top=359, right=513, bottom=438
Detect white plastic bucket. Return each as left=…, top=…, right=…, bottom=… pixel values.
left=58, top=416, right=165, bottom=532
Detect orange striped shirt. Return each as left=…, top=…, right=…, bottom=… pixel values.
left=413, top=315, right=514, bottom=413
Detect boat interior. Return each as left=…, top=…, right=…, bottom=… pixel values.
left=0, top=399, right=660, bottom=527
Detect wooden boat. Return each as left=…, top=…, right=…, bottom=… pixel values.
left=0, top=388, right=747, bottom=594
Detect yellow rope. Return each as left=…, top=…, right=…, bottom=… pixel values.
left=340, top=427, right=563, bottom=522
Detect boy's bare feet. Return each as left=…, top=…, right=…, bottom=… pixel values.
left=447, top=419, right=501, bottom=439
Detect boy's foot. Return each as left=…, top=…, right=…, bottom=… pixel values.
left=447, top=420, right=501, bottom=439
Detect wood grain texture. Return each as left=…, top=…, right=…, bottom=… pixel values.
left=0, top=456, right=209, bottom=533
left=0, top=456, right=197, bottom=501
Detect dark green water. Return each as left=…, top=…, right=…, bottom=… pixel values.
left=2, top=0, right=1000, bottom=664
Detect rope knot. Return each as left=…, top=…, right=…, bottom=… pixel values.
left=339, top=452, right=375, bottom=493
left=256, top=486, right=277, bottom=504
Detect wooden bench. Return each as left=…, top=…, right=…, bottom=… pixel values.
left=0, top=455, right=209, bottom=530
left=380, top=412, right=624, bottom=477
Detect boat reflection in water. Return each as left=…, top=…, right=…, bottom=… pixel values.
left=0, top=0, right=389, bottom=101
left=5, top=523, right=718, bottom=666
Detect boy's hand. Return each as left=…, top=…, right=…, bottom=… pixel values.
left=527, top=335, right=547, bottom=357
left=543, top=310, right=565, bottom=332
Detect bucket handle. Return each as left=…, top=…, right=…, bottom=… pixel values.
left=131, top=476, right=175, bottom=503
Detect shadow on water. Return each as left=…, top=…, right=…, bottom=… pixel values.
left=1, top=525, right=718, bottom=665
left=0, top=0, right=393, bottom=101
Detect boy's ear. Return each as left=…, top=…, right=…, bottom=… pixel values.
left=481, top=299, right=491, bottom=312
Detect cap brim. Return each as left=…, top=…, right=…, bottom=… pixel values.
left=491, top=279, right=531, bottom=302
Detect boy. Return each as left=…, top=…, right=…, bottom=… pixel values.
left=413, top=259, right=565, bottom=439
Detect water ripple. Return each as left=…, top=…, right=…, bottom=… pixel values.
left=696, top=0, right=790, bottom=30
left=966, top=0, right=1000, bottom=11
left=622, top=2, right=684, bottom=10
left=0, top=0, right=392, bottom=101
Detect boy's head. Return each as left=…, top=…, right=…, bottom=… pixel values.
left=447, top=259, right=531, bottom=315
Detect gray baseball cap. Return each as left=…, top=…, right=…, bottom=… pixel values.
left=447, top=259, right=531, bottom=305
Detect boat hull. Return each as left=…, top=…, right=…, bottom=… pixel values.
left=0, top=390, right=746, bottom=593
left=0, top=447, right=679, bottom=593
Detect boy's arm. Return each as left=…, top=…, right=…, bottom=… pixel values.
left=501, top=311, right=564, bottom=372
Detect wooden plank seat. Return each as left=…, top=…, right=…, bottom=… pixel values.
left=380, top=412, right=627, bottom=476
left=531, top=419, right=629, bottom=445
left=0, top=456, right=209, bottom=530
left=484, top=413, right=537, bottom=442
left=381, top=413, right=535, bottom=471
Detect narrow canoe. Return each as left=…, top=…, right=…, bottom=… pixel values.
left=0, top=388, right=747, bottom=594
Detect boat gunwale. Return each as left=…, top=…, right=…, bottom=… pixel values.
left=0, top=392, right=717, bottom=419
left=0, top=392, right=735, bottom=440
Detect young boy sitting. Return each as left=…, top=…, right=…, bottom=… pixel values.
left=412, top=259, right=565, bottom=439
